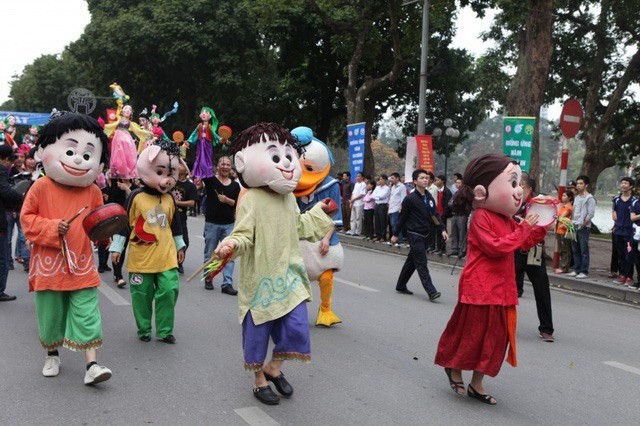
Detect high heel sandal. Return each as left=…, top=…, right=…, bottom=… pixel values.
left=444, top=368, right=465, bottom=396
left=467, top=384, right=497, bottom=405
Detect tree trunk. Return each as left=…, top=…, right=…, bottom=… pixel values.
left=505, top=0, right=554, bottom=184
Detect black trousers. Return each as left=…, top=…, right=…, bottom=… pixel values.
left=396, top=232, right=438, bottom=296
left=613, top=234, right=633, bottom=279
left=436, top=218, right=448, bottom=252
left=374, top=203, right=388, bottom=240
left=112, top=238, right=129, bottom=280
left=363, top=209, right=375, bottom=238
left=515, top=250, right=554, bottom=334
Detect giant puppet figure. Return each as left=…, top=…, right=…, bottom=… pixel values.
left=103, top=83, right=150, bottom=178
left=21, top=112, right=113, bottom=385
left=110, top=140, right=186, bottom=344
left=291, top=126, right=344, bottom=327
left=213, top=123, right=335, bottom=406
left=434, top=154, right=548, bottom=406
left=186, top=106, right=220, bottom=179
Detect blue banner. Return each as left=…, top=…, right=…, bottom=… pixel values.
left=0, top=110, right=50, bottom=126
left=347, top=122, right=366, bottom=179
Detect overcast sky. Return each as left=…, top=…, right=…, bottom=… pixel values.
left=2, top=2, right=553, bottom=117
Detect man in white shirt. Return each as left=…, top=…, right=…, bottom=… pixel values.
left=372, top=174, right=391, bottom=242
left=349, top=172, right=367, bottom=236
left=387, top=172, right=407, bottom=247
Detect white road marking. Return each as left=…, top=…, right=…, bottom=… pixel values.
left=235, top=407, right=280, bottom=426
left=334, top=277, right=379, bottom=292
left=603, top=361, right=640, bottom=376
left=98, top=282, right=130, bottom=306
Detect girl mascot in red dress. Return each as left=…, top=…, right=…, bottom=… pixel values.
left=434, top=154, right=547, bottom=405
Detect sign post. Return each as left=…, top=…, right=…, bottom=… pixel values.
left=554, top=98, right=584, bottom=269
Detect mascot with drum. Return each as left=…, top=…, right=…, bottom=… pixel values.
left=21, top=111, right=113, bottom=385
left=291, top=126, right=344, bottom=327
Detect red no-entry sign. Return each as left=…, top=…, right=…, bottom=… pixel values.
left=559, top=99, right=583, bottom=138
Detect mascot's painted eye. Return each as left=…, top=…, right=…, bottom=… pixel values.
left=286, top=154, right=292, bottom=162
left=82, top=152, right=93, bottom=161
left=305, top=165, right=314, bottom=172
left=157, top=171, right=163, bottom=176
left=511, top=180, right=518, bottom=188
left=272, top=155, right=280, bottom=163
left=66, top=148, right=75, bottom=156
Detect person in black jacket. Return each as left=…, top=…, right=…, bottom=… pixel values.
left=390, top=169, right=448, bottom=302
left=0, top=145, right=23, bottom=301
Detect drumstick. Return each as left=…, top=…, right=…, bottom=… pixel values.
left=66, top=206, right=89, bottom=225
left=187, top=256, right=215, bottom=282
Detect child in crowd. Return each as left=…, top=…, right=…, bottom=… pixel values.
left=555, top=190, right=574, bottom=274
left=362, top=180, right=376, bottom=240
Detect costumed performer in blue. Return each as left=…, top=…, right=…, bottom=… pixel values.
left=291, top=126, right=343, bottom=327
left=213, top=123, right=335, bottom=406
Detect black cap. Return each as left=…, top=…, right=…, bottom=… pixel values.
left=567, top=180, right=576, bottom=188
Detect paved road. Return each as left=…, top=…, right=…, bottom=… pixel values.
left=1, top=216, right=639, bottom=425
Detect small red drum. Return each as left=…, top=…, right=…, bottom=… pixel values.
left=525, top=197, right=559, bottom=227
left=82, top=203, right=128, bottom=241
left=323, top=198, right=339, bottom=215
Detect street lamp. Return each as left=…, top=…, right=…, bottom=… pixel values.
left=403, top=0, right=430, bottom=135
left=432, top=119, right=459, bottom=179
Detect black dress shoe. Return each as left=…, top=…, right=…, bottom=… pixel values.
left=429, top=291, right=441, bottom=302
left=396, top=288, right=414, bottom=295
left=139, top=335, right=151, bottom=342
left=204, top=281, right=214, bottom=290
left=0, top=293, right=17, bottom=302
left=253, top=385, right=280, bottom=405
left=160, top=335, right=176, bottom=344
left=221, top=285, right=238, bottom=296
left=264, top=371, right=293, bottom=397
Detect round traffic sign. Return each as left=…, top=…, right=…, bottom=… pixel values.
left=560, top=99, right=583, bottom=138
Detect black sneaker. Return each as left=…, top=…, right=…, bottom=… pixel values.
left=221, top=285, right=238, bottom=296
left=160, top=335, right=176, bottom=344
left=204, top=281, right=214, bottom=290
left=139, top=335, right=151, bottom=342
left=177, top=264, right=184, bottom=275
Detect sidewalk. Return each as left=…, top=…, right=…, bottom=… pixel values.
left=338, top=232, right=640, bottom=306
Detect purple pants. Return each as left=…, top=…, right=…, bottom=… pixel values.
left=241, top=302, right=311, bottom=371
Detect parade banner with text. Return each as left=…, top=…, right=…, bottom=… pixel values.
left=0, top=110, right=50, bottom=126
left=347, top=122, right=366, bottom=178
left=503, top=117, right=535, bottom=173
left=415, top=135, right=435, bottom=174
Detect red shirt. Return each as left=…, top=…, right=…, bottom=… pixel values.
left=458, top=208, right=546, bottom=306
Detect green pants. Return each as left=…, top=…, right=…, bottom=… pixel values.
left=129, top=270, right=179, bottom=338
left=35, top=287, right=103, bottom=352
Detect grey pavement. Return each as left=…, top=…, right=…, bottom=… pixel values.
left=0, top=216, right=639, bottom=424
left=339, top=232, right=640, bottom=305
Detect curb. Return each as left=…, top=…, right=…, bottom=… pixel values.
left=338, top=233, right=640, bottom=306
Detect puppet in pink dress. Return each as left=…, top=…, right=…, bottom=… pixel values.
left=104, top=104, right=150, bottom=179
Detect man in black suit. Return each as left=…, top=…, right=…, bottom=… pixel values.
left=0, top=145, right=23, bottom=301
left=390, top=169, right=448, bottom=302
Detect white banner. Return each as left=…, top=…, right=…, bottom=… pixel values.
left=404, top=136, right=418, bottom=183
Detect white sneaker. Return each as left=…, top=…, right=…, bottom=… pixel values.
left=42, top=355, right=60, bottom=377
left=575, top=273, right=588, bottom=279
left=567, top=271, right=577, bottom=277
left=84, top=364, right=112, bottom=385
left=394, top=243, right=401, bottom=247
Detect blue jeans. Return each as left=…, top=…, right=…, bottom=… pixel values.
left=389, top=211, right=403, bottom=241
left=571, top=227, right=590, bottom=275
left=6, top=212, right=29, bottom=268
left=203, top=222, right=235, bottom=287
left=0, top=229, right=9, bottom=294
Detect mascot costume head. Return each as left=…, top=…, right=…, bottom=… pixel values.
left=137, top=139, right=182, bottom=194
left=35, top=112, right=109, bottom=187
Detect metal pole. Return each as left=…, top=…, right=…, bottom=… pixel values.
left=417, top=0, right=429, bottom=135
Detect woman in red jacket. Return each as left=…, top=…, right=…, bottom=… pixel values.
left=434, top=154, right=547, bottom=405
